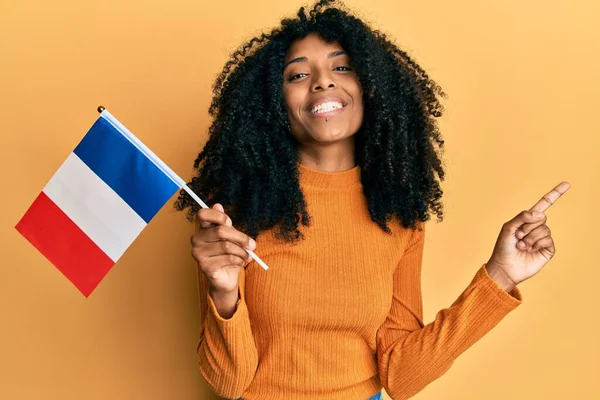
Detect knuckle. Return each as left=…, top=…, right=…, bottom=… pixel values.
left=193, top=251, right=205, bottom=266
left=222, top=241, right=232, bottom=252
left=191, top=232, right=203, bottom=242
left=228, top=254, right=238, bottom=265
left=191, top=235, right=202, bottom=248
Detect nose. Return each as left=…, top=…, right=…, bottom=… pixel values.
left=311, top=69, right=335, bottom=92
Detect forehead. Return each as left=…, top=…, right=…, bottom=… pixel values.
left=284, top=33, right=345, bottom=59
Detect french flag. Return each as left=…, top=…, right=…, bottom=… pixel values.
left=15, top=109, right=180, bottom=297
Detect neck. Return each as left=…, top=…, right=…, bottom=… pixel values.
left=296, top=137, right=356, bottom=173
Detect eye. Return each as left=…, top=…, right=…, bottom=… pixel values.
left=288, top=73, right=308, bottom=82
left=287, top=66, right=353, bottom=82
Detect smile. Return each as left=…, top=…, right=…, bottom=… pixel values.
left=307, top=102, right=347, bottom=119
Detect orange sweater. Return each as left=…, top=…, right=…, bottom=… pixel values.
left=196, top=163, right=523, bottom=400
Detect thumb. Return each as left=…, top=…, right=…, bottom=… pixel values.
left=504, top=210, right=545, bottom=234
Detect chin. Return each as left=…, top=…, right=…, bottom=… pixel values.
left=291, top=121, right=355, bottom=142
left=312, top=130, right=351, bottom=142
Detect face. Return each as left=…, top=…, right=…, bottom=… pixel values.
left=282, top=33, right=364, bottom=147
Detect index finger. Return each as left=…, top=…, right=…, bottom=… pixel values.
left=197, top=206, right=231, bottom=230
left=530, top=181, right=571, bottom=213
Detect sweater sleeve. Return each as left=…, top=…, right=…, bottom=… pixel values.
left=376, top=223, right=523, bottom=400
left=195, top=221, right=258, bottom=399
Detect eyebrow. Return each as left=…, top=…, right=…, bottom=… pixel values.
left=282, top=50, right=347, bottom=72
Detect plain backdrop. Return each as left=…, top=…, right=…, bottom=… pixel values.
left=1, top=0, right=598, bottom=399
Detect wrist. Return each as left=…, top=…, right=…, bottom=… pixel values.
left=209, top=285, right=240, bottom=320
left=209, top=284, right=239, bottom=297
left=485, top=262, right=517, bottom=293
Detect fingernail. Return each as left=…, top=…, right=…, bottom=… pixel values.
left=226, top=218, right=232, bottom=226
left=249, top=239, right=256, bottom=250
left=533, top=211, right=544, bottom=218
left=516, top=230, right=524, bottom=239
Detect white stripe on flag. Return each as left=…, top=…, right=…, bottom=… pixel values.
left=43, top=153, right=147, bottom=262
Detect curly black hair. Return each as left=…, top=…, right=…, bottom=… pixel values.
left=174, top=0, right=447, bottom=244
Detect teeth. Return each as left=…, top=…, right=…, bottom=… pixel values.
left=311, top=102, right=343, bottom=114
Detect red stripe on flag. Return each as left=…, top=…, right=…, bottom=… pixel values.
left=15, top=191, right=115, bottom=297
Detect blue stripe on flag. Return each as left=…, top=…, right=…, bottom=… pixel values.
left=74, top=117, right=179, bottom=223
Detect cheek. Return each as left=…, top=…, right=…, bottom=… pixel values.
left=350, top=81, right=364, bottom=111
left=354, top=94, right=364, bottom=110
left=283, top=88, right=303, bottom=115
left=353, top=91, right=364, bottom=118
left=351, top=97, right=365, bottom=131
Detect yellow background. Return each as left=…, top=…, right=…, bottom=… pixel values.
left=1, top=0, right=598, bottom=398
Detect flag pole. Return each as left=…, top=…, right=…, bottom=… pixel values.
left=95, top=106, right=269, bottom=271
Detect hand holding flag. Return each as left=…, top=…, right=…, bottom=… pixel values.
left=192, top=203, right=258, bottom=295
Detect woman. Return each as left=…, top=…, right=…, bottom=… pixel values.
left=175, top=1, right=569, bottom=399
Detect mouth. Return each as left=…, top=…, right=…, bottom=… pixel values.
left=306, top=101, right=348, bottom=119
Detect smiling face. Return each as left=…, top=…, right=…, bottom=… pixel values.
left=282, top=33, right=364, bottom=160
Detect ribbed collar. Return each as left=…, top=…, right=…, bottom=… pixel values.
left=297, top=162, right=361, bottom=189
